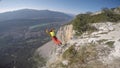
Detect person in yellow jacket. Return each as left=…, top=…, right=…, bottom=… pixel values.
left=46, top=28, right=62, bottom=46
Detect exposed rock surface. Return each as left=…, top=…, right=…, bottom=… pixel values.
left=46, top=22, right=120, bottom=68
left=36, top=22, right=120, bottom=68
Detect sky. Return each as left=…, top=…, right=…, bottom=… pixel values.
left=0, top=0, right=120, bottom=14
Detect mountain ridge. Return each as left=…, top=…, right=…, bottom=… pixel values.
left=0, top=9, right=73, bottom=21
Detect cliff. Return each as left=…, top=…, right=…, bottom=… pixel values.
left=36, top=7, right=120, bottom=68
left=46, top=22, right=120, bottom=68
left=57, top=24, right=75, bottom=44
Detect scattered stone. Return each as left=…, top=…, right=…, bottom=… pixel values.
left=62, top=60, right=69, bottom=65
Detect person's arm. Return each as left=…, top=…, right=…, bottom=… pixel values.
left=46, top=29, right=49, bottom=34
left=46, top=29, right=51, bottom=37
left=52, top=28, right=56, bottom=33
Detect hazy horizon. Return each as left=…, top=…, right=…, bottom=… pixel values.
left=0, top=8, right=76, bottom=15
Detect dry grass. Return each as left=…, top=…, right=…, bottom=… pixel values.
left=48, top=42, right=118, bottom=68
left=61, top=44, right=102, bottom=68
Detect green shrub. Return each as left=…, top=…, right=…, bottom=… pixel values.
left=72, top=14, right=97, bottom=35
left=105, top=41, right=115, bottom=48
left=72, top=8, right=120, bottom=35
left=97, top=39, right=108, bottom=44
left=62, top=45, right=76, bottom=59
left=62, top=44, right=98, bottom=66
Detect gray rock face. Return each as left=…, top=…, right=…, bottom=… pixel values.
left=46, top=22, right=120, bottom=68
left=37, top=22, right=120, bottom=68
left=57, top=24, right=75, bottom=44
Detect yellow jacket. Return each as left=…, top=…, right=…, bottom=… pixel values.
left=50, top=31, right=55, bottom=37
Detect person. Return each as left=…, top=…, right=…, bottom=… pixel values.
left=46, top=28, right=62, bottom=46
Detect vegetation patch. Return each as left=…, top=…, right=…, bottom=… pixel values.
left=49, top=43, right=116, bottom=68
left=72, top=8, right=120, bottom=35
left=105, top=41, right=115, bottom=48
left=97, top=39, right=108, bottom=44
left=61, top=44, right=100, bottom=68
left=62, top=45, right=76, bottom=59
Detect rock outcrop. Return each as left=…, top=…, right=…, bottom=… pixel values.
left=46, top=22, right=120, bottom=68
left=57, top=24, right=75, bottom=44
left=36, top=6, right=120, bottom=68
left=113, top=6, right=120, bottom=14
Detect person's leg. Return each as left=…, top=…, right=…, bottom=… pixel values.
left=56, top=39, right=62, bottom=45
left=54, top=36, right=62, bottom=45
left=52, top=37, right=59, bottom=45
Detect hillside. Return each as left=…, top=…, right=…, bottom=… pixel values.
left=36, top=7, right=120, bottom=68
left=46, top=22, right=120, bottom=68
left=72, top=7, right=120, bottom=35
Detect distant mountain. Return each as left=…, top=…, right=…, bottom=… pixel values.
left=0, top=9, right=73, bottom=21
